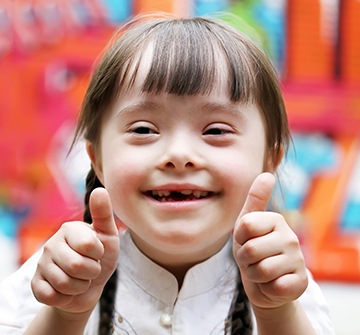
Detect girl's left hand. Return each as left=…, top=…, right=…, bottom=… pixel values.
left=233, top=173, right=308, bottom=310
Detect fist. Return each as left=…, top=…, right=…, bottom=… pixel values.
left=31, top=188, right=120, bottom=314
left=233, top=173, right=308, bottom=310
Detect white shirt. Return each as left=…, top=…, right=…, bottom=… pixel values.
left=0, top=231, right=335, bottom=334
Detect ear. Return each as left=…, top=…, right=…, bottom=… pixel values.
left=86, top=141, right=105, bottom=185
left=264, top=145, right=284, bottom=173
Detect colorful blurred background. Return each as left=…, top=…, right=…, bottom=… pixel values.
left=0, top=0, right=359, bottom=333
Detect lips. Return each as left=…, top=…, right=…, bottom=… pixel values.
left=146, top=190, right=215, bottom=202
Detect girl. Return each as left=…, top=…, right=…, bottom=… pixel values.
left=0, top=15, right=334, bottom=334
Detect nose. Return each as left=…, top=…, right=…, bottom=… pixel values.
left=158, top=133, right=200, bottom=172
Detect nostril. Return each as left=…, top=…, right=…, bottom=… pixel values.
left=165, top=161, right=176, bottom=168
left=164, top=161, right=194, bottom=169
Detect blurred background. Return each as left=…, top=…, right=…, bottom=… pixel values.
left=0, top=0, right=359, bottom=333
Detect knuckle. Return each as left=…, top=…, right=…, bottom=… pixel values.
left=66, top=257, right=101, bottom=280
left=256, top=261, right=273, bottom=281
left=271, top=280, right=288, bottom=296
left=234, top=217, right=254, bottom=245
left=298, top=270, right=309, bottom=289
left=266, top=273, right=307, bottom=299
left=67, top=258, right=87, bottom=276
left=60, top=221, right=74, bottom=230
left=34, top=290, right=55, bottom=305
left=241, top=214, right=254, bottom=231
left=53, top=273, right=91, bottom=295
left=273, top=212, right=284, bottom=222
left=78, top=234, right=100, bottom=253
left=53, top=276, right=72, bottom=293
left=31, top=278, right=58, bottom=305
left=73, top=230, right=105, bottom=260
left=30, top=277, right=40, bottom=295
left=264, top=278, right=289, bottom=297
left=289, top=234, right=301, bottom=249
left=242, top=240, right=258, bottom=262
left=43, top=240, right=54, bottom=255
left=86, top=261, right=102, bottom=280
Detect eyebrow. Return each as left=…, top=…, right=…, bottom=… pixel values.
left=115, top=100, right=247, bottom=118
left=200, top=102, right=245, bottom=116
left=115, top=101, right=162, bottom=117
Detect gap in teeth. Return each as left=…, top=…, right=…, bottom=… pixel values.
left=151, top=190, right=209, bottom=200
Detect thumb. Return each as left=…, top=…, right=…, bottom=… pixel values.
left=239, top=172, right=276, bottom=217
left=90, top=187, right=118, bottom=236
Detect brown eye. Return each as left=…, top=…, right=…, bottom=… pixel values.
left=131, top=126, right=156, bottom=134
left=203, top=128, right=226, bottom=135
left=203, top=126, right=233, bottom=135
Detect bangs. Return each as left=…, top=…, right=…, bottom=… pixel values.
left=119, top=18, right=259, bottom=102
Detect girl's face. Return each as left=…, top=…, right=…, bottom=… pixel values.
left=88, top=70, right=277, bottom=269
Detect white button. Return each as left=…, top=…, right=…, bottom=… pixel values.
left=160, top=312, right=172, bottom=327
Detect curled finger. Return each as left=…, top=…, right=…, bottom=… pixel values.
left=39, top=262, right=92, bottom=296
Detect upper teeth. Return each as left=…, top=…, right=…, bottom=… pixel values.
left=151, top=190, right=209, bottom=198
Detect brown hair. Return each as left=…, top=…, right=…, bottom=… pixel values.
left=74, top=14, right=290, bottom=156
left=74, top=14, right=291, bottom=334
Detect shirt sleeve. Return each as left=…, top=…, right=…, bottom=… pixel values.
left=0, top=249, right=44, bottom=334
left=298, top=270, right=335, bottom=335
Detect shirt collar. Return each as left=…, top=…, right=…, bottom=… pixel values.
left=119, top=230, right=238, bottom=306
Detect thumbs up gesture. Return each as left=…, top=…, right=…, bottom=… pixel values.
left=31, top=188, right=120, bottom=315
left=233, top=173, right=308, bottom=311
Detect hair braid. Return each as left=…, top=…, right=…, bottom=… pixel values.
left=83, top=167, right=118, bottom=335
left=226, top=275, right=253, bottom=335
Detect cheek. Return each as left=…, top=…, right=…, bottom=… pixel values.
left=223, top=168, right=252, bottom=207
left=104, top=171, right=142, bottom=227
left=101, top=141, right=146, bottom=183
left=217, top=153, right=264, bottom=214
left=100, top=151, right=146, bottom=209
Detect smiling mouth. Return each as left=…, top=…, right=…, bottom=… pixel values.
left=146, top=190, right=215, bottom=202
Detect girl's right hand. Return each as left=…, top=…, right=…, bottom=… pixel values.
left=31, top=188, right=120, bottom=315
